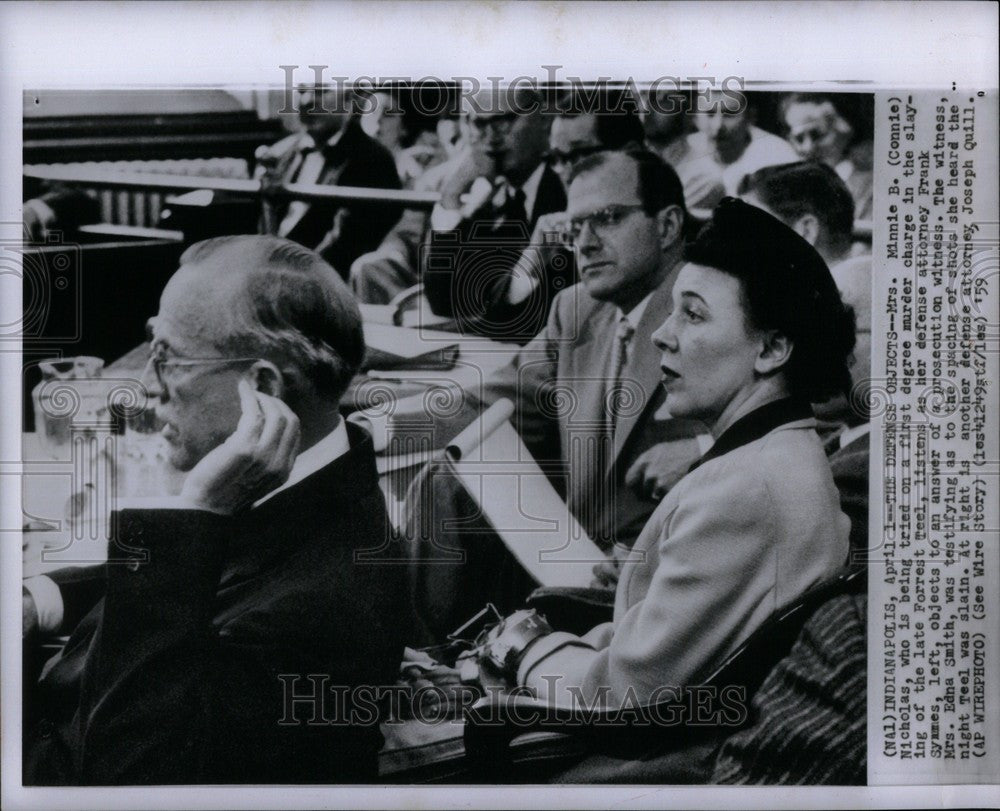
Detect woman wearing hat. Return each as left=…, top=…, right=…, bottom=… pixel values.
left=501, top=197, right=857, bottom=709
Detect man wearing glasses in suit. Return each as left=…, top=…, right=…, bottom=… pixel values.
left=23, top=235, right=406, bottom=785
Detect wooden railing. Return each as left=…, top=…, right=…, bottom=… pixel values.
left=24, top=164, right=440, bottom=209
left=23, top=164, right=874, bottom=241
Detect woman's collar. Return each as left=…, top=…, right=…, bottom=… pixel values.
left=689, top=397, right=814, bottom=472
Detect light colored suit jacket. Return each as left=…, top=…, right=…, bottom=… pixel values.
left=518, top=417, right=850, bottom=707
left=472, top=274, right=704, bottom=548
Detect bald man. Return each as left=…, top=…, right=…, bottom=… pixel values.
left=23, top=236, right=406, bottom=784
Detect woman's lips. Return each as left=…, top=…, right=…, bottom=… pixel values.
left=661, top=366, right=681, bottom=384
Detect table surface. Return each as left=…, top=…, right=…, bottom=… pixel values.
left=23, top=323, right=520, bottom=571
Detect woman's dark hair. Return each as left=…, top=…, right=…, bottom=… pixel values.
left=684, top=197, right=856, bottom=402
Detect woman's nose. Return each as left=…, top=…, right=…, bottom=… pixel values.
left=651, top=314, right=678, bottom=351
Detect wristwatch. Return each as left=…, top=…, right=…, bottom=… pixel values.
left=481, top=608, right=554, bottom=680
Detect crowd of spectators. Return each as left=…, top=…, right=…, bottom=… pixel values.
left=22, top=83, right=874, bottom=786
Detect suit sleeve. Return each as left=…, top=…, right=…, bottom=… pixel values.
left=319, top=141, right=404, bottom=274
left=473, top=295, right=562, bottom=456
left=421, top=205, right=485, bottom=320
left=74, top=508, right=355, bottom=784
left=519, top=472, right=779, bottom=708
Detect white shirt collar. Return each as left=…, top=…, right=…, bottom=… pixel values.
left=494, top=161, right=546, bottom=221
left=253, top=418, right=350, bottom=507
left=618, top=292, right=654, bottom=331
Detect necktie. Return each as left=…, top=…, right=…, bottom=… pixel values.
left=279, top=143, right=327, bottom=237
left=502, top=186, right=528, bottom=225
left=606, top=316, right=635, bottom=436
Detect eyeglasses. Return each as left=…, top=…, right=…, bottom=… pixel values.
left=147, top=350, right=259, bottom=388
left=545, top=145, right=603, bottom=167
left=565, top=204, right=647, bottom=242
left=789, top=126, right=831, bottom=147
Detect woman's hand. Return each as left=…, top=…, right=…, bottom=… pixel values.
left=625, top=437, right=701, bottom=500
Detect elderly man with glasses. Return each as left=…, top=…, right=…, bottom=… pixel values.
left=22, top=235, right=406, bottom=785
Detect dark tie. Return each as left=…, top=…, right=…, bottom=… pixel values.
left=290, top=143, right=318, bottom=183
left=502, top=186, right=528, bottom=225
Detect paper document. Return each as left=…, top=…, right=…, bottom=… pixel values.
left=444, top=399, right=605, bottom=587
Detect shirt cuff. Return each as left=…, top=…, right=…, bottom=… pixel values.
left=24, top=575, right=64, bottom=634
left=695, top=433, right=714, bottom=455
left=347, top=412, right=388, bottom=453
left=430, top=204, right=463, bottom=231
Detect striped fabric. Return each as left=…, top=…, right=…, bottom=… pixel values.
left=712, top=592, right=867, bottom=785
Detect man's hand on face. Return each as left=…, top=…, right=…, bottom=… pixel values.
left=438, top=145, right=498, bottom=210
left=180, top=379, right=301, bottom=515
left=624, top=437, right=701, bottom=501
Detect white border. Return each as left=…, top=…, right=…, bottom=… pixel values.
left=2, top=2, right=999, bottom=809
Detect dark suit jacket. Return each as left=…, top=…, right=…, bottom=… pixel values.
left=267, top=120, right=402, bottom=277
left=24, top=424, right=407, bottom=785
left=421, top=164, right=572, bottom=342
left=829, top=428, right=870, bottom=560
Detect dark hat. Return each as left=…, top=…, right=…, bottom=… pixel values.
left=684, top=197, right=855, bottom=402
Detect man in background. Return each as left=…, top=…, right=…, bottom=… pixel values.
left=366, top=149, right=707, bottom=639
left=641, top=86, right=726, bottom=213
left=683, top=90, right=797, bottom=209
left=351, top=86, right=643, bottom=317
left=23, top=235, right=406, bottom=784
left=418, top=84, right=562, bottom=341
left=779, top=92, right=873, bottom=219
left=257, top=84, right=402, bottom=278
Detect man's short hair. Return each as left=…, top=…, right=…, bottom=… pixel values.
left=738, top=161, right=856, bottom=255
left=569, top=147, right=687, bottom=222
left=180, top=235, right=365, bottom=401
left=778, top=92, right=853, bottom=130
left=555, top=87, right=646, bottom=150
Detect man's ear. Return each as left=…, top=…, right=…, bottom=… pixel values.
left=755, top=331, right=793, bottom=375
left=247, top=361, right=285, bottom=399
left=792, top=213, right=821, bottom=247
left=656, top=204, right=684, bottom=248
